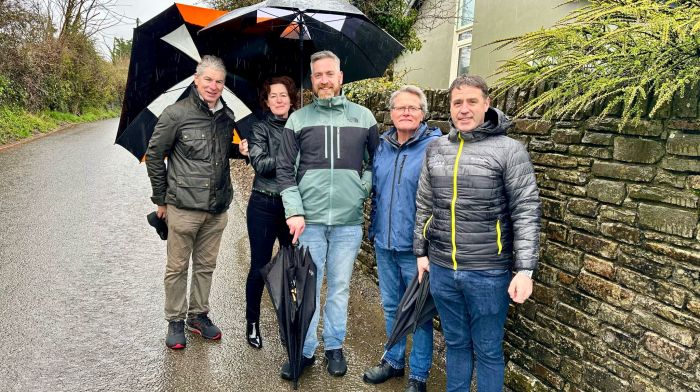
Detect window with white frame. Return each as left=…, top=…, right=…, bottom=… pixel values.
left=456, top=0, right=474, bottom=76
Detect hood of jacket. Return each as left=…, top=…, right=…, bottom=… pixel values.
left=448, top=107, right=510, bottom=143
left=383, top=122, right=443, bottom=149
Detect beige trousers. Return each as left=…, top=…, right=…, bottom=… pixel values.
left=164, top=204, right=228, bottom=321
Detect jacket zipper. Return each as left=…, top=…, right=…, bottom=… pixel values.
left=336, top=128, right=341, bottom=159
left=397, top=155, right=407, bottom=185
left=386, top=146, right=405, bottom=248
left=451, top=133, right=465, bottom=270
left=496, top=219, right=503, bottom=255
left=324, top=125, right=328, bottom=158
left=422, top=215, right=433, bottom=239
left=328, top=113, right=334, bottom=225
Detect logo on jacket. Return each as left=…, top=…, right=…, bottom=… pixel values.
left=428, top=153, right=445, bottom=167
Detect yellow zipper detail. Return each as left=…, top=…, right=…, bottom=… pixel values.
left=451, top=134, right=465, bottom=270
left=422, top=215, right=433, bottom=239
left=496, top=219, right=502, bottom=255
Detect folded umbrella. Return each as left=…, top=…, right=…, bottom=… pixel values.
left=146, top=211, right=168, bottom=240
left=261, top=245, right=317, bottom=390
left=382, top=271, right=437, bottom=359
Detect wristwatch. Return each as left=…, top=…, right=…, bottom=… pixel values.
left=517, top=269, right=533, bottom=279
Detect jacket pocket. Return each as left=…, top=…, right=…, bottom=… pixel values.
left=181, top=129, right=210, bottom=160
left=175, top=176, right=210, bottom=210
left=422, top=215, right=433, bottom=240
left=496, top=218, right=503, bottom=255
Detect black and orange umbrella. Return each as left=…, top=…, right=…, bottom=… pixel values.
left=198, top=0, right=404, bottom=96
left=115, top=3, right=258, bottom=161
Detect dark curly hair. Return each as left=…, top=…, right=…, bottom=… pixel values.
left=259, top=76, right=298, bottom=111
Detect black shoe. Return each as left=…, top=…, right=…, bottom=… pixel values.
left=280, top=355, right=316, bottom=380
left=405, top=378, right=427, bottom=392
left=246, top=321, right=262, bottom=349
left=325, top=349, right=348, bottom=377
left=362, top=359, right=405, bottom=384
left=165, top=320, right=186, bottom=349
left=186, top=313, right=222, bottom=340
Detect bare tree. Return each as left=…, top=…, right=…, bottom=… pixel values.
left=34, top=0, right=126, bottom=39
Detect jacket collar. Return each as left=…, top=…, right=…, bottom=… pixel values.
left=312, top=92, right=347, bottom=109
left=447, top=107, right=510, bottom=143
left=384, top=122, right=434, bottom=148
left=265, top=111, right=289, bottom=126
left=188, top=84, right=227, bottom=115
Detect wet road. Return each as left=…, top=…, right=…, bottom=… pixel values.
left=0, top=119, right=446, bottom=391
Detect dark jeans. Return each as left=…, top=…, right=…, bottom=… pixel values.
left=430, top=263, right=511, bottom=392
left=245, top=191, right=292, bottom=323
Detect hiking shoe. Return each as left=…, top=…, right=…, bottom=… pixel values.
left=280, top=355, right=316, bottom=380
left=363, top=359, right=405, bottom=384
left=405, top=378, right=427, bottom=392
left=165, top=320, right=186, bottom=349
left=186, top=313, right=222, bottom=340
left=325, top=349, right=348, bottom=377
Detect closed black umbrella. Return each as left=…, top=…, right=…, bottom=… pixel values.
left=261, top=245, right=317, bottom=389
left=382, top=271, right=437, bottom=359
left=198, top=0, right=404, bottom=98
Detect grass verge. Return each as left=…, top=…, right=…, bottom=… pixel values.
left=0, top=106, right=120, bottom=146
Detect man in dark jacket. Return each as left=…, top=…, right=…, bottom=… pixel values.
left=413, top=75, right=540, bottom=391
left=146, top=55, right=243, bottom=350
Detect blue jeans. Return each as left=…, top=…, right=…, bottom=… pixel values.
left=375, top=247, right=434, bottom=382
left=300, top=224, right=363, bottom=358
left=430, top=263, right=511, bottom=392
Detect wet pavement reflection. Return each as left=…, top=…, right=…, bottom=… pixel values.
left=0, top=119, right=446, bottom=391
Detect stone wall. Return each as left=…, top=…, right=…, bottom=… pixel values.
left=354, top=87, right=700, bottom=392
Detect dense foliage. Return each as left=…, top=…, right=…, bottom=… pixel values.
left=0, top=0, right=128, bottom=143
left=492, top=0, right=700, bottom=125
left=0, top=0, right=127, bottom=113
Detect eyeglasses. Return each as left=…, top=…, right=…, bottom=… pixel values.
left=391, top=106, right=422, bottom=114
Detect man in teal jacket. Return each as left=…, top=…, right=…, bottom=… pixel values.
left=276, top=50, right=379, bottom=378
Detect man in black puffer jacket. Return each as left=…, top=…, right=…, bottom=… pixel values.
left=413, top=75, right=540, bottom=392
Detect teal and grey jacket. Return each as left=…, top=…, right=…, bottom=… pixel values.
left=276, top=94, right=379, bottom=225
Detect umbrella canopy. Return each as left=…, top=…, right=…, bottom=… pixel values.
left=383, top=271, right=437, bottom=356
left=262, top=245, right=317, bottom=389
left=115, top=3, right=258, bottom=161
left=198, top=0, right=404, bottom=90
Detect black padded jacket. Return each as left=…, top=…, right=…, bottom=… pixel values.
left=248, top=112, right=287, bottom=195
left=413, top=107, right=541, bottom=272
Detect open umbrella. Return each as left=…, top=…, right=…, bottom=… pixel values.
left=382, top=271, right=437, bottom=360
left=261, top=245, right=317, bottom=389
left=198, top=0, right=404, bottom=97
left=115, top=3, right=258, bottom=161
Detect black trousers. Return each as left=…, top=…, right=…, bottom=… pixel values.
left=245, top=191, right=292, bottom=323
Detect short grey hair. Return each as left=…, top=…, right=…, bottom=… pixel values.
left=310, top=50, right=341, bottom=73
left=389, top=85, right=428, bottom=113
left=196, top=55, right=226, bottom=76
left=448, top=75, right=489, bottom=100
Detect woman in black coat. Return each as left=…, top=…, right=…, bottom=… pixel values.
left=245, top=76, right=297, bottom=348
